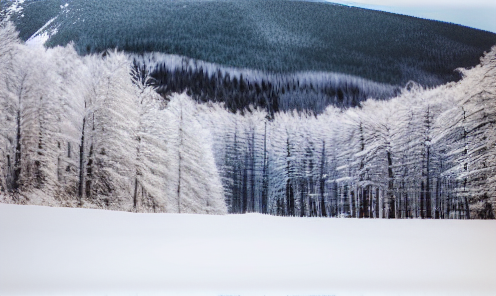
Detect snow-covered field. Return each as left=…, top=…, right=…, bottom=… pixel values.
left=0, top=204, right=495, bottom=296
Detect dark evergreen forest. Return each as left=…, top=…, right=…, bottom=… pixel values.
left=133, top=54, right=400, bottom=114
left=7, top=0, right=496, bottom=87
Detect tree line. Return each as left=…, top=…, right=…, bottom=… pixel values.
left=1, top=21, right=495, bottom=218
left=197, top=48, right=496, bottom=219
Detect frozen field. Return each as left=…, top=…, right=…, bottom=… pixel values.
left=0, top=203, right=495, bottom=296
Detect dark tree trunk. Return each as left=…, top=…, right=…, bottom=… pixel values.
left=85, top=144, right=93, bottom=198
left=319, top=141, right=327, bottom=217
left=375, top=187, right=379, bottom=218
left=350, top=189, right=355, bottom=218
left=78, top=117, right=86, bottom=205
left=250, top=130, right=255, bottom=212
left=177, top=106, right=183, bottom=213
left=420, top=181, right=425, bottom=219
left=13, top=109, right=21, bottom=191
left=133, top=177, right=138, bottom=211
left=464, top=197, right=470, bottom=219
left=242, top=159, right=248, bottom=214
left=435, top=179, right=440, bottom=219
left=286, top=138, right=295, bottom=216
left=426, top=146, right=432, bottom=218
left=286, top=179, right=294, bottom=216
left=261, top=122, right=268, bottom=214
left=387, top=151, right=395, bottom=218
left=363, top=187, right=369, bottom=218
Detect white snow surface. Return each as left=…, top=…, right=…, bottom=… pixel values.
left=5, top=0, right=24, bottom=16
left=0, top=204, right=495, bottom=296
left=25, top=17, right=57, bottom=47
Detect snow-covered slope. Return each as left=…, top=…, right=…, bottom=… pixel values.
left=0, top=203, right=495, bottom=296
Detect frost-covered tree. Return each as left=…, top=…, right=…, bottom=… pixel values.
left=44, top=45, right=89, bottom=205
left=0, top=24, right=230, bottom=214
left=353, top=99, right=401, bottom=218
left=196, top=102, right=238, bottom=212
left=132, top=79, right=173, bottom=212
left=449, top=48, right=496, bottom=219
left=2, top=44, right=64, bottom=202
left=1, top=23, right=89, bottom=205
left=0, top=21, right=19, bottom=194
left=430, top=95, right=466, bottom=219
left=164, top=93, right=226, bottom=214
left=81, top=51, right=139, bottom=210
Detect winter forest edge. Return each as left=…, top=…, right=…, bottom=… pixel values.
left=1, top=22, right=496, bottom=219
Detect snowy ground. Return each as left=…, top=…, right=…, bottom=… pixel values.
left=0, top=204, right=495, bottom=296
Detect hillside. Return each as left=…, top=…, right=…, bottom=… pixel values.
left=5, top=0, right=496, bottom=87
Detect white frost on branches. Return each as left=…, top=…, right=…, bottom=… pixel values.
left=0, top=23, right=227, bottom=214
left=0, top=21, right=494, bottom=218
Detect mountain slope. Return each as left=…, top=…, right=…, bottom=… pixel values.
left=6, top=0, right=496, bottom=87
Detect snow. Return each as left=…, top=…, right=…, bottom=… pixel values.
left=5, top=0, right=24, bottom=15
left=1, top=204, right=495, bottom=296
left=25, top=31, right=50, bottom=47
left=25, top=17, right=58, bottom=47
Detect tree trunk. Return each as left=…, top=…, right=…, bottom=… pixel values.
left=78, top=117, right=86, bottom=205
left=261, top=122, right=268, bottom=214
left=426, top=146, right=432, bottom=218
left=177, top=104, right=183, bottom=213
left=387, top=151, right=395, bottom=218
left=13, top=109, right=21, bottom=191
left=420, top=181, right=425, bottom=219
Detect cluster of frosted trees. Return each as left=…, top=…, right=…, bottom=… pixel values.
left=1, top=20, right=495, bottom=218
left=0, top=22, right=226, bottom=214
left=199, top=47, right=496, bottom=219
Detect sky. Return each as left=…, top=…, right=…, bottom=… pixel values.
left=324, top=0, right=496, bottom=33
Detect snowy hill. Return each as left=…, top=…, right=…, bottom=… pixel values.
left=1, top=203, right=495, bottom=296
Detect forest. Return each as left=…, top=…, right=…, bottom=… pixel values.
left=133, top=53, right=400, bottom=114
left=1, top=21, right=496, bottom=219
left=0, top=21, right=226, bottom=214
